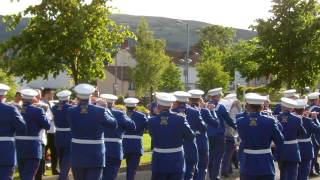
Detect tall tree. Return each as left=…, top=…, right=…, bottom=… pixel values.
left=131, top=18, right=170, bottom=97
left=249, top=0, right=320, bottom=90
left=199, top=25, right=235, bottom=52
left=159, top=61, right=185, bottom=92
left=0, top=0, right=134, bottom=84
left=196, top=42, right=230, bottom=92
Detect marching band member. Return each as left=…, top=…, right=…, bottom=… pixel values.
left=16, top=88, right=51, bottom=180
left=99, top=94, right=136, bottom=180
left=0, top=84, right=26, bottom=180
left=122, top=97, right=148, bottom=180
left=172, top=91, right=206, bottom=180
left=188, top=89, right=219, bottom=180
left=277, top=97, right=306, bottom=180
left=148, top=92, right=195, bottom=180
left=237, top=93, right=284, bottom=180
left=52, top=90, right=73, bottom=180
left=68, top=84, right=117, bottom=180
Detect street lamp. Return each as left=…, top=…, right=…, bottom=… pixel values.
left=176, top=20, right=190, bottom=90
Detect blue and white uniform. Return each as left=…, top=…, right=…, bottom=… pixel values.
left=16, top=89, right=50, bottom=180
left=237, top=93, right=284, bottom=180
left=148, top=92, right=195, bottom=180
left=52, top=90, right=73, bottom=180
left=68, top=84, right=117, bottom=180
left=0, top=84, right=26, bottom=180
left=122, top=97, right=148, bottom=180
left=276, top=97, right=307, bottom=180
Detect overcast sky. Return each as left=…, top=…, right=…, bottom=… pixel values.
left=0, top=0, right=275, bottom=29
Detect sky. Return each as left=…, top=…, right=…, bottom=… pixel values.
left=0, top=0, right=275, bottom=29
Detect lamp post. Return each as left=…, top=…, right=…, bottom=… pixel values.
left=176, top=20, right=190, bottom=90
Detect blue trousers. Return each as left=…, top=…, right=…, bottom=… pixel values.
left=57, top=146, right=71, bottom=180
left=240, top=174, right=275, bottom=180
left=208, top=136, right=225, bottom=180
left=194, top=149, right=208, bottom=180
left=151, top=172, right=184, bottom=180
left=279, top=161, right=298, bottom=180
left=221, top=140, right=236, bottom=175
left=311, top=146, right=319, bottom=172
left=0, top=166, right=14, bottom=180
left=17, top=158, right=40, bottom=180
left=125, top=153, right=141, bottom=180
left=184, top=160, right=196, bottom=180
left=72, top=167, right=103, bottom=180
left=297, top=160, right=312, bottom=180
left=102, top=156, right=121, bottom=180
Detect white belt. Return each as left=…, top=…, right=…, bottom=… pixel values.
left=55, top=128, right=71, bottom=132
left=284, top=140, right=298, bottom=144
left=15, top=136, right=41, bottom=141
left=123, top=135, right=142, bottom=140
left=244, top=148, right=272, bottom=154
left=0, top=137, right=15, bottom=141
left=298, top=138, right=312, bottom=143
left=72, top=138, right=104, bottom=144
left=153, top=146, right=183, bottom=153
left=195, top=131, right=201, bottom=135
left=104, top=138, right=122, bottom=143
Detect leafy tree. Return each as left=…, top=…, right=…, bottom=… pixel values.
left=196, top=42, right=230, bottom=92
left=222, top=39, right=259, bottom=80
left=0, top=0, right=134, bottom=85
left=199, top=25, right=235, bottom=52
left=131, top=18, right=171, bottom=97
left=248, top=0, right=320, bottom=90
left=0, top=65, right=16, bottom=100
left=159, top=61, right=185, bottom=92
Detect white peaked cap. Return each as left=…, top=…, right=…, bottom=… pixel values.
left=281, top=97, right=296, bottom=108
left=207, top=87, right=223, bottom=96
left=308, top=92, right=320, bottom=100
left=20, top=88, right=38, bottom=100
left=245, top=93, right=267, bottom=105
left=56, top=90, right=72, bottom=101
left=188, top=89, right=204, bottom=99
left=156, top=92, right=177, bottom=107
left=173, top=91, right=191, bottom=102
left=100, top=94, right=118, bottom=103
left=124, top=97, right=139, bottom=107
left=295, top=99, right=307, bottom=109
left=224, top=93, right=237, bottom=100
left=0, top=83, right=10, bottom=96
left=283, top=89, right=296, bottom=98
left=73, top=83, right=95, bottom=100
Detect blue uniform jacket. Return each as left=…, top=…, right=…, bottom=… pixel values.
left=123, top=110, right=148, bottom=155
left=299, top=115, right=320, bottom=160
left=148, top=110, right=195, bottom=173
left=0, top=102, right=26, bottom=166
left=16, top=102, right=50, bottom=159
left=199, top=107, right=219, bottom=150
left=308, top=105, right=320, bottom=146
left=276, top=112, right=306, bottom=162
left=172, top=103, right=205, bottom=162
left=209, top=101, right=236, bottom=137
left=52, top=101, right=73, bottom=148
left=237, top=112, right=284, bottom=175
left=273, top=103, right=281, bottom=116
left=68, top=101, right=117, bottom=167
left=104, top=108, right=136, bottom=160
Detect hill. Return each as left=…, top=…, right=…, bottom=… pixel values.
left=0, top=14, right=256, bottom=51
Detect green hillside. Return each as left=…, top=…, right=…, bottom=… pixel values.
left=0, top=14, right=256, bottom=51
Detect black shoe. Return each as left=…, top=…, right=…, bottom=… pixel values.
left=221, top=173, right=230, bottom=178
left=52, top=170, right=60, bottom=175
left=310, top=171, right=318, bottom=177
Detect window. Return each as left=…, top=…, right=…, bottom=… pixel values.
left=128, top=81, right=135, bottom=90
